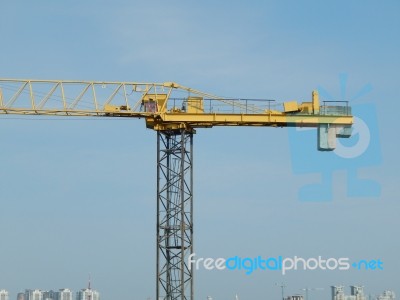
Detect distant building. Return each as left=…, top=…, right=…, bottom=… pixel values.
left=76, top=289, right=99, bottom=300
left=351, top=286, right=366, bottom=300
left=0, top=290, right=9, bottom=300
left=378, top=291, right=396, bottom=300
left=332, top=286, right=346, bottom=300
left=25, top=290, right=43, bottom=300
left=286, top=296, right=303, bottom=300
left=17, top=293, right=25, bottom=300
left=42, top=291, right=56, bottom=300
left=332, top=286, right=366, bottom=300
left=56, top=289, right=72, bottom=300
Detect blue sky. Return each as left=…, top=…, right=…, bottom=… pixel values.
left=0, top=1, right=399, bottom=299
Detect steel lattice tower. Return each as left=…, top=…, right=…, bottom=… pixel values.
left=156, top=130, right=194, bottom=300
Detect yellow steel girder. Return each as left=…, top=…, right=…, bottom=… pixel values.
left=0, top=78, right=353, bottom=132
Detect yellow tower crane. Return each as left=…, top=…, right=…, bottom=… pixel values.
left=0, top=78, right=353, bottom=300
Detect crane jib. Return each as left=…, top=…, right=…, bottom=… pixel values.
left=0, top=78, right=352, bottom=150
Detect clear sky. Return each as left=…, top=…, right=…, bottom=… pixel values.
left=0, top=1, right=399, bottom=299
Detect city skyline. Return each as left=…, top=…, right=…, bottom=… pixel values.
left=0, top=286, right=396, bottom=300
left=0, top=287, right=99, bottom=300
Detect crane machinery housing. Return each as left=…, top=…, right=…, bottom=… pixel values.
left=0, top=78, right=353, bottom=300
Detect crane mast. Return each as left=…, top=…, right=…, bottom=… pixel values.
left=0, top=78, right=353, bottom=300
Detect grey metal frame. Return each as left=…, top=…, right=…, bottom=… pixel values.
left=157, top=130, right=194, bottom=300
